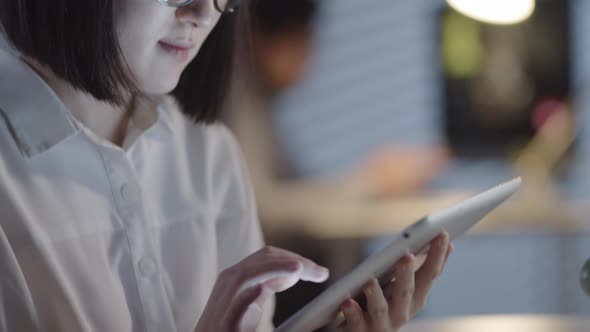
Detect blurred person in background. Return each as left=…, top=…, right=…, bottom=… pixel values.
left=226, top=0, right=448, bottom=326
left=0, top=0, right=452, bottom=331
left=228, top=0, right=448, bottom=234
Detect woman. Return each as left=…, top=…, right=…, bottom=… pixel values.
left=0, top=0, right=451, bottom=331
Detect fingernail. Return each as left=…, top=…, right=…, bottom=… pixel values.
left=288, top=261, right=303, bottom=272
left=404, top=255, right=415, bottom=270
left=398, top=255, right=409, bottom=267
left=316, top=266, right=330, bottom=279
left=343, top=301, right=357, bottom=318
left=341, top=299, right=353, bottom=312
left=364, top=284, right=373, bottom=296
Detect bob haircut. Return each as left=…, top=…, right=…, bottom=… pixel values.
left=0, top=0, right=251, bottom=123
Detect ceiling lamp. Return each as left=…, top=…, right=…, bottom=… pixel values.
left=447, top=0, right=535, bottom=25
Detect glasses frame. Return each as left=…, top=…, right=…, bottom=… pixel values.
left=156, top=0, right=239, bottom=14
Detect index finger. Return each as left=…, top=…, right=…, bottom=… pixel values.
left=227, top=246, right=329, bottom=293
left=412, top=232, right=449, bottom=312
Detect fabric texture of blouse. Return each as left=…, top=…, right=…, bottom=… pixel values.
left=0, top=48, right=272, bottom=332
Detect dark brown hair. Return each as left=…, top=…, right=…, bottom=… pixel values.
left=0, top=0, right=250, bottom=123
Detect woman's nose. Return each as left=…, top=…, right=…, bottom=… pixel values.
left=176, top=0, right=216, bottom=28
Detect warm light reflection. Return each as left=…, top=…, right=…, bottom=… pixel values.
left=404, top=315, right=590, bottom=332
left=447, top=0, right=535, bottom=25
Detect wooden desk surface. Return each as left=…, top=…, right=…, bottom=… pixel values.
left=401, top=315, right=590, bottom=332
left=297, top=190, right=589, bottom=239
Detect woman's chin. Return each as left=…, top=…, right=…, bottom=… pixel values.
left=141, top=77, right=181, bottom=96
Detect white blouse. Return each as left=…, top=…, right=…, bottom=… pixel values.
left=0, top=49, right=271, bottom=332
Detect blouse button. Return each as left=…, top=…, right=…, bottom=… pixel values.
left=121, top=183, right=140, bottom=203
left=139, top=257, right=157, bottom=277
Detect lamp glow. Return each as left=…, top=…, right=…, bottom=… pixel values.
left=447, top=0, right=535, bottom=25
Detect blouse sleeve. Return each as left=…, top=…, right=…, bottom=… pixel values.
left=0, top=222, right=40, bottom=331
left=212, top=125, right=275, bottom=331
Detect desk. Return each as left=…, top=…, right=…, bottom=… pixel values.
left=401, top=315, right=590, bottom=332
left=299, top=191, right=587, bottom=239
left=274, top=192, right=590, bottom=314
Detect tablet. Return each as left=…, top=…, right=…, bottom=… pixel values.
left=275, top=177, right=522, bottom=332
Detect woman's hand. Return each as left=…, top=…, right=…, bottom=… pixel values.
left=357, top=145, right=449, bottom=198
left=337, top=232, right=453, bottom=332
left=194, top=246, right=329, bottom=332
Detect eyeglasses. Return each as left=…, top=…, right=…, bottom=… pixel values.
left=156, top=0, right=240, bottom=14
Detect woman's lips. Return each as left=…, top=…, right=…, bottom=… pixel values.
left=158, top=41, right=194, bottom=62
